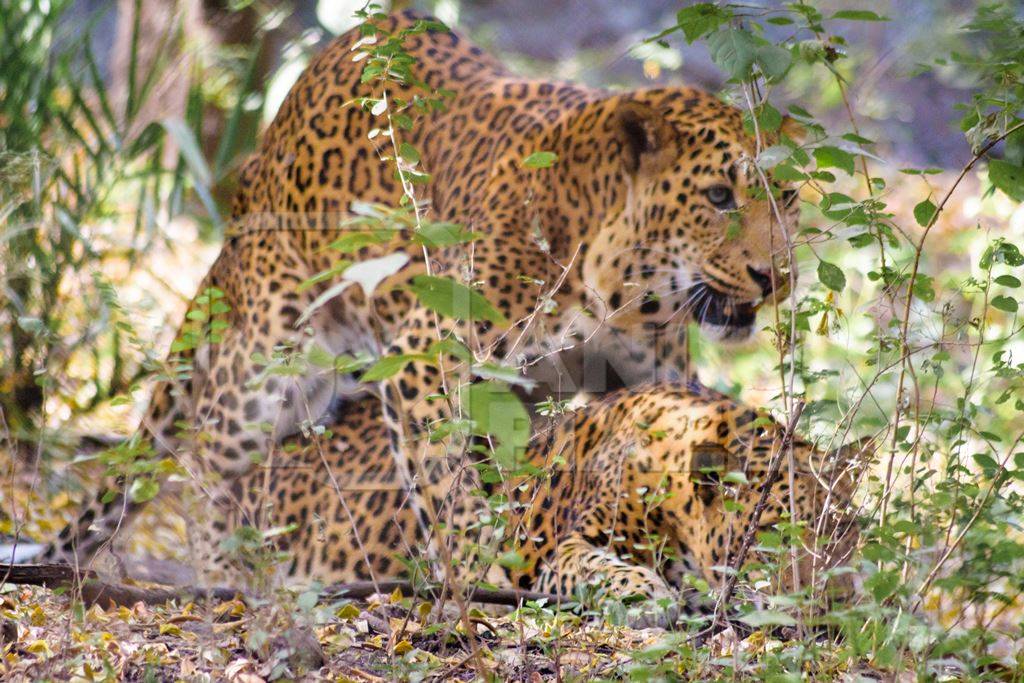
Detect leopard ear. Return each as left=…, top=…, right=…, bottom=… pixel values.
left=615, top=100, right=677, bottom=175
left=690, top=442, right=743, bottom=506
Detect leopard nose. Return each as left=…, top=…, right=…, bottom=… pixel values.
left=746, top=265, right=775, bottom=297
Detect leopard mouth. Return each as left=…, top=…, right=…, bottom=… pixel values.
left=687, top=282, right=758, bottom=340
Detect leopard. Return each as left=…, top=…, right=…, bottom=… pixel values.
left=45, top=9, right=804, bottom=565
left=207, top=382, right=862, bottom=627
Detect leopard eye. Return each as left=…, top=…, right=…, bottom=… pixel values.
left=781, top=188, right=799, bottom=206
left=705, top=185, right=736, bottom=210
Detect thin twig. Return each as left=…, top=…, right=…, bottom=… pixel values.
left=709, top=401, right=805, bottom=630
left=0, top=562, right=565, bottom=609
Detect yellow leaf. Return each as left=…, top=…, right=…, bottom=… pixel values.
left=337, top=603, right=361, bottom=620
left=159, top=623, right=182, bottom=637
left=816, top=311, right=830, bottom=336
left=390, top=617, right=419, bottom=634
left=390, top=587, right=404, bottom=604
left=26, top=639, right=52, bottom=657
left=394, top=639, right=413, bottom=656
left=744, top=630, right=766, bottom=653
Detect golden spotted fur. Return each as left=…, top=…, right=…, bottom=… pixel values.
left=208, top=383, right=858, bottom=624
left=50, top=10, right=808, bottom=600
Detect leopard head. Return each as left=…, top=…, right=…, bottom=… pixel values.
left=582, top=88, right=803, bottom=342
left=686, top=434, right=864, bottom=600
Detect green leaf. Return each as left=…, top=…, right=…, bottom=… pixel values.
left=991, top=295, right=1019, bottom=313
left=473, top=362, right=536, bottom=389
left=129, top=478, right=159, bottom=503
left=848, top=232, right=875, bottom=248
left=913, top=198, right=937, bottom=227
left=773, top=164, right=808, bottom=182
left=425, top=338, right=473, bottom=362
left=496, top=550, right=532, bottom=570
left=862, top=542, right=895, bottom=563
left=981, top=241, right=1024, bottom=268
left=817, top=260, right=846, bottom=292
left=408, top=275, right=508, bottom=326
left=738, top=609, right=796, bottom=628
left=674, top=3, right=731, bottom=43
left=865, top=569, right=900, bottom=602
left=722, top=470, right=749, bottom=485
left=361, top=354, right=421, bottom=381
left=306, top=344, right=336, bottom=369
left=755, top=44, right=792, bottom=81
left=335, top=354, right=371, bottom=374
left=819, top=192, right=868, bottom=224
left=973, top=452, right=999, bottom=472
left=756, top=145, right=792, bottom=170
left=995, top=275, right=1021, bottom=288
left=327, top=231, right=393, bottom=254
left=989, top=159, right=1024, bottom=202
left=412, top=222, right=482, bottom=248
left=842, top=132, right=875, bottom=145
left=462, top=381, right=531, bottom=469
left=707, top=28, right=758, bottom=81
left=723, top=500, right=744, bottom=513
left=831, top=9, right=888, bottom=21
left=521, top=151, right=558, bottom=169
left=399, top=142, right=420, bottom=164
left=709, top=35, right=790, bottom=82
left=754, top=103, right=783, bottom=132
left=813, top=145, right=856, bottom=175
left=297, top=260, right=352, bottom=292
left=297, top=590, right=319, bottom=612
left=912, top=273, right=935, bottom=302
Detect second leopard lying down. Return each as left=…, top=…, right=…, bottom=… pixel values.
left=207, top=384, right=862, bottom=619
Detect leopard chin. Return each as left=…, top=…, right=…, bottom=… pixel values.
left=688, top=283, right=758, bottom=342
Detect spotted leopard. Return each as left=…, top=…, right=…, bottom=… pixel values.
left=48, top=9, right=803, bottom=566
left=202, top=383, right=859, bottom=626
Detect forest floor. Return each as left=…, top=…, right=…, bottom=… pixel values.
left=0, top=580, right=892, bottom=681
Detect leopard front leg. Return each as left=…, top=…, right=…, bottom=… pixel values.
left=534, top=534, right=680, bottom=628
left=371, top=288, right=537, bottom=583
left=47, top=234, right=374, bottom=564
left=371, top=315, right=481, bottom=578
